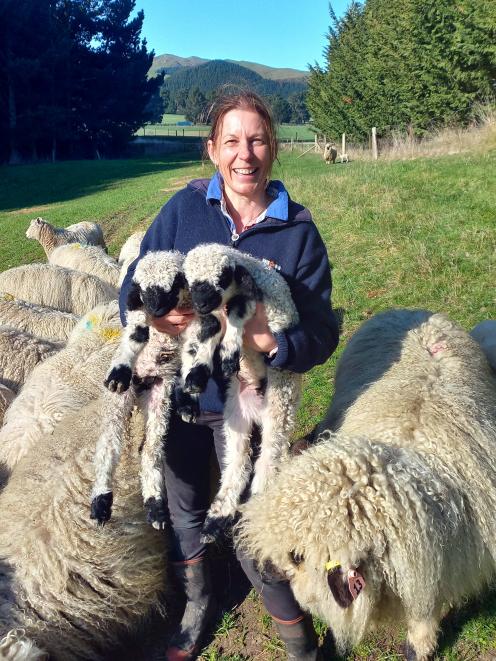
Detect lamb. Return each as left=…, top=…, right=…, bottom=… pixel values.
left=323, top=142, right=337, bottom=164
left=0, top=382, right=15, bottom=427
left=49, top=243, right=120, bottom=287
left=0, top=301, right=122, bottom=470
left=471, top=319, right=496, bottom=372
left=0, top=398, right=167, bottom=660
left=118, top=231, right=145, bottom=287
left=0, top=293, right=80, bottom=341
left=237, top=309, right=496, bottom=661
left=182, top=243, right=302, bottom=542
left=0, top=263, right=118, bottom=315
left=26, top=216, right=106, bottom=256
left=91, top=250, right=197, bottom=530
left=0, top=325, right=63, bottom=392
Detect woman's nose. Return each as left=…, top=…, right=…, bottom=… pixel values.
left=238, top=140, right=252, bottom=160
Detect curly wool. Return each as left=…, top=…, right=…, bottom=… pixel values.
left=0, top=399, right=167, bottom=660
left=26, top=217, right=106, bottom=257
left=0, top=383, right=15, bottom=428
left=49, top=243, right=120, bottom=287
left=0, top=325, right=63, bottom=392
left=0, top=300, right=122, bottom=470
left=0, top=264, right=118, bottom=316
left=117, top=231, right=145, bottom=287
left=0, top=294, right=80, bottom=341
left=238, top=309, right=496, bottom=660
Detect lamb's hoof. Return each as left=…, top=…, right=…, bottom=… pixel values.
left=402, top=643, right=418, bottom=661
left=220, top=352, right=240, bottom=377
left=104, top=365, right=132, bottom=393
left=183, top=365, right=210, bottom=394
left=144, top=496, right=168, bottom=530
left=200, top=515, right=234, bottom=544
left=178, top=406, right=198, bottom=424
left=90, top=492, right=113, bottom=526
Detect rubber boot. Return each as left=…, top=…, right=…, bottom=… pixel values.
left=274, top=615, right=323, bottom=661
left=165, top=557, right=217, bottom=661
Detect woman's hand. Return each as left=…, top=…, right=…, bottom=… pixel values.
left=243, top=303, right=277, bottom=354
left=150, top=307, right=195, bottom=336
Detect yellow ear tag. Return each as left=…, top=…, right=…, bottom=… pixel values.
left=325, top=560, right=341, bottom=572
left=1, top=293, right=15, bottom=302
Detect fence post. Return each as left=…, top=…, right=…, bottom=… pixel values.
left=314, top=135, right=318, bottom=152
left=342, top=133, right=346, bottom=156
left=291, top=138, right=294, bottom=152
left=296, top=131, right=298, bottom=142
left=371, top=127, right=378, bottom=160
left=183, top=128, right=185, bottom=137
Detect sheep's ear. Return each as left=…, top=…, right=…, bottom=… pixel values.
left=234, top=265, right=259, bottom=299
left=127, top=282, right=143, bottom=311
left=172, top=271, right=187, bottom=292
left=327, top=566, right=354, bottom=609
left=218, top=265, right=234, bottom=290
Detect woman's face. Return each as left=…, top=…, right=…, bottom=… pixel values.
left=208, top=108, right=272, bottom=203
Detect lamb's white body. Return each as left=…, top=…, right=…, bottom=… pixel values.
left=26, top=216, right=106, bottom=256
left=0, top=294, right=80, bottom=341
left=0, top=263, right=118, bottom=315
left=49, top=243, right=120, bottom=287
left=0, top=301, right=121, bottom=470
left=238, top=309, right=496, bottom=660
left=0, top=399, right=167, bottom=660
left=0, top=325, right=63, bottom=392
left=183, top=244, right=301, bottom=540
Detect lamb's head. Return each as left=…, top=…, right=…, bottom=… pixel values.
left=26, top=216, right=46, bottom=239
left=129, top=250, right=187, bottom=318
left=184, top=244, right=245, bottom=315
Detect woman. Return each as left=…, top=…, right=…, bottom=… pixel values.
left=120, top=90, right=339, bottom=661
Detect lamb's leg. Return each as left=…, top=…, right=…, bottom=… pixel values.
left=251, top=371, right=301, bottom=495
left=140, top=377, right=175, bottom=529
left=404, top=617, right=439, bottom=660
left=182, top=312, right=223, bottom=394
left=105, top=309, right=148, bottom=393
left=90, top=387, right=135, bottom=525
left=201, top=379, right=253, bottom=543
left=219, top=293, right=256, bottom=377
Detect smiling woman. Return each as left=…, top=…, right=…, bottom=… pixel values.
left=119, top=89, right=339, bottom=661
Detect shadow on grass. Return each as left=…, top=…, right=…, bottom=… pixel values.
left=0, top=154, right=200, bottom=212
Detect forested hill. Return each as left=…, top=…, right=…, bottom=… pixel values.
left=161, top=60, right=308, bottom=99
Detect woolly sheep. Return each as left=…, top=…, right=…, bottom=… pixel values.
left=0, top=382, right=15, bottom=427
left=0, top=398, right=167, bottom=660
left=0, top=325, right=62, bottom=392
left=237, top=309, right=496, bottom=661
left=0, top=301, right=122, bottom=470
left=323, top=142, right=337, bottom=164
left=182, top=243, right=301, bottom=542
left=26, top=216, right=106, bottom=256
left=471, top=320, right=496, bottom=372
left=117, top=231, right=146, bottom=287
left=49, top=243, right=120, bottom=287
left=0, top=293, right=80, bottom=341
left=0, top=263, right=118, bottom=315
left=91, top=251, right=199, bottom=529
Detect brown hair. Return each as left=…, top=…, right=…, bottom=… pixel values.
left=206, top=89, right=278, bottom=167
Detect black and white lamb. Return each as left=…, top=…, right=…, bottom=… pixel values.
left=182, top=243, right=301, bottom=542
left=90, top=250, right=199, bottom=530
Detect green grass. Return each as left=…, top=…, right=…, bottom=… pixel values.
left=1, top=147, right=496, bottom=658
left=139, top=122, right=316, bottom=142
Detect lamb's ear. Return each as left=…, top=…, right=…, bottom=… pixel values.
left=218, top=265, right=234, bottom=290
left=172, top=271, right=187, bottom=293
left=234, top=265, right=259, bottom=298
left=327, top=566, right=354, bottom=609
left=127, top=282, right=143, bottom=311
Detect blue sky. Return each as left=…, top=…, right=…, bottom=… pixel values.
left=134, top=1, right=350, bottom=72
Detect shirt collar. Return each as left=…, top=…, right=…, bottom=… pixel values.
left=206, top=171, right=289, bottom=221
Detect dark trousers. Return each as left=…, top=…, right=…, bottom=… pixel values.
left=163, top=412, right=303, bottom=622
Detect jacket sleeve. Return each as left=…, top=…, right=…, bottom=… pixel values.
left=268, top=225, right=339, bottom=373
left=119, top=199, right=179, bottom=326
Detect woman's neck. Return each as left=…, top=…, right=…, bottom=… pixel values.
left=223, top=190, right=271, bottom=233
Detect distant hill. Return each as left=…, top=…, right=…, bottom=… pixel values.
left=149, top=53, right=309, bottom=84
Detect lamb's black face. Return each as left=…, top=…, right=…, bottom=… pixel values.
left=141, top=284, right=179, bottom=317
left=190, top=265, right=234, bottom=314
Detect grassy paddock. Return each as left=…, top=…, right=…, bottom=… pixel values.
left=1, top=147, right=495, bottom=659
left=139, top=122, right=316, bottom=141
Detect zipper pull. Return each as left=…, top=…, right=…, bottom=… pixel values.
left=231, top=232, right=239, bottom=244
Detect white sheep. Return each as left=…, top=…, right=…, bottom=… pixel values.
left=323, top=142, right=337, bottom=164
left=0, top=325, right=63, bottom=392
left=182, top=243, right=302, bottom=542
left=91, top=250, right=198, bottom=530
left=0, top=263, right=118, bottom=315
left=237, top=309, right=496, bottom=661
left=117, top=231, right=146, bottom=287
left=0, top=293, right=80, bottom=341
left=49, top=243, right=120, bottom=287
left=0, top=301, right=122, bottom=470
left=471, top=320, right=496, bottom=372
left=26, top=216, right=106, bottom=256
left=0, top=398, right=167, bottom=660
left=0, top=382, right=15, bottom=427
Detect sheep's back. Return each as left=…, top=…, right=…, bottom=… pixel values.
left=0, top=296, right=80, bottom=341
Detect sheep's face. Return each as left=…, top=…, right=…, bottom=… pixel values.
left=26, top=217, right=44, bottom=239
left=187, top=252, right=238, bottom=315
left=131, top=251, right=187, bottom=318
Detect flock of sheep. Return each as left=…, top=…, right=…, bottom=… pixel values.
left=0, top=215, right=495, bottom=660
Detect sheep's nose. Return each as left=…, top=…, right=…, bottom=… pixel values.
left=190, top=282, right=222, bottom=314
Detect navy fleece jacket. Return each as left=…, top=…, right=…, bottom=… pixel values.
left=120, top=176, right=339, bottom=413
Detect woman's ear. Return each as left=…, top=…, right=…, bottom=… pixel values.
left=207, top=139, right=217, bottom=167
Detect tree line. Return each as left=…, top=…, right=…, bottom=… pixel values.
left=0, top=0, right=161, bottom=164
left=308, top=0, right=496, bottom=141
